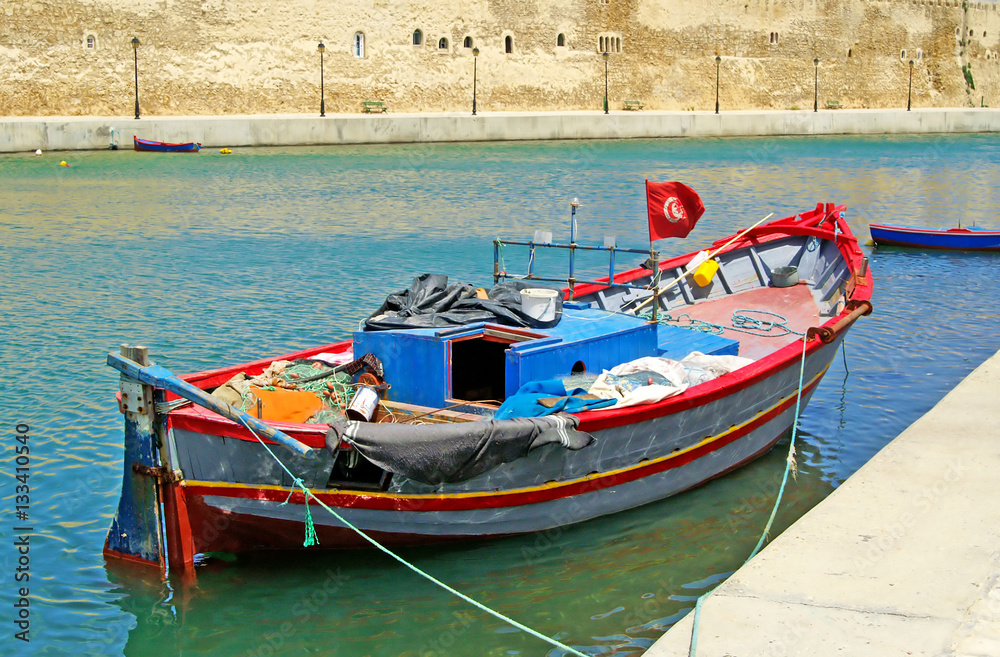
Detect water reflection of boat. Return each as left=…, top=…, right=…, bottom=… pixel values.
left=870, top=223, right=1000, bottom=250
left=104, top=198, right=872, bottom=574
left=133, top=136, right=201, bottom=152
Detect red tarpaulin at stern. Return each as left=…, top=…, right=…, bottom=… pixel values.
left=646, top=180, right=705, bottom=241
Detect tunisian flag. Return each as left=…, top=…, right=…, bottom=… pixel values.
left=645, top=180, right=705, bottom=241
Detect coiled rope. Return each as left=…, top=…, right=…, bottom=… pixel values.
left=642, top=308, right=804, bottom=338
left=688, top=333, right=810, bottom=657
left=237, top=417, right=589, bottom=657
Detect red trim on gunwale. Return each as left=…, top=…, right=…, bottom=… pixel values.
left=183, top=371, right=824, bottom=513
left=169, top=406, right=329, bottom=448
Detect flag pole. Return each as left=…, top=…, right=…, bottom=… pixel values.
left=631, top=212, right=774, bottom=315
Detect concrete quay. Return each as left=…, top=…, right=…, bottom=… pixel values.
left=2, top=108, right=1000, bottom=153
left=647, top=349, right=1000, bottom=657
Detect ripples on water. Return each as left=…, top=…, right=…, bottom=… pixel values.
left=1, top=135, right=998, bottom=656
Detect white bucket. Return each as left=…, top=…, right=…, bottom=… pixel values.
left=520, top=288, right=559, bottom=322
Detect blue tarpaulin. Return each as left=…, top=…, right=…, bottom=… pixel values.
left=495, top=380, right=616, bottom=420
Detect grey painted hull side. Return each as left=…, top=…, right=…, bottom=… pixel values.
left=197, top=396, right=807, bottom=538
left=179, top=337, right=840, bottom=543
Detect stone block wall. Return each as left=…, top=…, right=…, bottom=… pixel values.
left=0, top=0, right=997, bottom=117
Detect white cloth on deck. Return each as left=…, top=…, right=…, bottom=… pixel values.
left=588, top=352, right=754, bottom=409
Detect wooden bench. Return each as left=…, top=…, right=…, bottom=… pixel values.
left=361, top=100, right=387, bottom=113
left=825, top=99, right=842, bottom=110
left=623, top=100, right=644, bottom=111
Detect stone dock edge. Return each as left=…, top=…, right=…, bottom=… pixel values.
left=647, top=348, right=1000, bottom=657
left=2, top=108, right=999, bottom=153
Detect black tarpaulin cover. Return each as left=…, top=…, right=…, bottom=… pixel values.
left=324, top=415, right=593, bottom=485
left=363, top=274, right=563, bottom=331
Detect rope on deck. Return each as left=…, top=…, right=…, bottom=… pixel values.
left=689, top=333, right=810, bottom=657
left=239, top=418, right=590, bottom=657
left=642, top=308, right=805, bottom=338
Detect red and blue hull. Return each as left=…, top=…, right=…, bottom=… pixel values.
left=133, top=136, right=201, bottom=152
left=105, top=203, right=874, bottom=574
left=870, top=223, right=1000, bottom=250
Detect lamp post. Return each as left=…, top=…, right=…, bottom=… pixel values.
left=813, top=57, right=819, bottom=112
left=472, top=47, right=480, bottom=115
left=603, top=51, right=610, bottom=114
left=131, top=36, right=141, bottom=119
left=907, top=59, right=914, bottom=111
left=318, top=42, right=326, bottom=117
left=715, top=55, right=721, bottom=114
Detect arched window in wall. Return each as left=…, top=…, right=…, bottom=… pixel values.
left=439, top=37, right=448, bottom=50
left=413, top=30, right=422, bottom=46
left=505, top=35, right=513, bottom=54
left=464, top=36, right=473, bottom=48
left=353, top=32, right=365, bottom=57
left=86, top=35, right=96, bottom=49
left=557, top=33, right=566, bottom=47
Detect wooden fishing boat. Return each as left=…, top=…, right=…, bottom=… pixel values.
left=133, top=136, right=202, bottom=152
left=869, top=223, right=1000, bottom=251
left=104, top=196, right=872, bottom=574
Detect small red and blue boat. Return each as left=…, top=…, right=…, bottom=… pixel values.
left=133, top=136, right=201, bottom=152
left=870, top=223, right=1000, bottom=251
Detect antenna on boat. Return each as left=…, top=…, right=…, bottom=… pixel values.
left=568, top=197, right=581, bottom=299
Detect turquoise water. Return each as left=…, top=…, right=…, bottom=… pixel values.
left=1, top=135, right=999, bottom=656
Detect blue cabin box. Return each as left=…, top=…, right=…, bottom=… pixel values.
left=352, top=306, right=738, bottom=410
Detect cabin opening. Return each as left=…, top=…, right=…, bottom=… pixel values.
left=451, top=337, right=509, bottom=402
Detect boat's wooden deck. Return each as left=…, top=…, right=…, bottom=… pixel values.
left=671, top=283, right=821, bottom=361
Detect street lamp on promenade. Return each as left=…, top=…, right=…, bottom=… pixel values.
left=472, top=47, right=480, bottom=115
left=813, top=57, right=820, bottom=112
left=907, top=59, right=914, bottom=111
left=131, top=37, right=141, bottom=119
left=318, top=42, right=326, bottom=117
left=715, top=55, right=721, bottom=114
left=603, top=51, right=610, bottom=114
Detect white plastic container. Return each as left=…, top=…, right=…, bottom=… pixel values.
left=519, top=288, right=559, bottom=322
left=346, top=385, right=380, bottom=422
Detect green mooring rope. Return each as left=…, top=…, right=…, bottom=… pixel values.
left=688, top=334, right=810, bottom=657
left=240, top=419, right=589, bottom=657
left=280, top=479, right=319, bottom=547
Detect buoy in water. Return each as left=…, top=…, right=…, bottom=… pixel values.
left=220, top=148, right=232, bottom=154
left=59, top=161, right=70, bottom=167
left=34, top=149, right=42, bottom=156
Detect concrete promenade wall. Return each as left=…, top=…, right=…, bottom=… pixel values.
left=2, top=108, right=999, bottom=153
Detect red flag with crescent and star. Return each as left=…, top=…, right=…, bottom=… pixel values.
left=645, top=180, right=705, bottom=241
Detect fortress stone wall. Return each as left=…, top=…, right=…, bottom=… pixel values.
left=1, top=0, right=999, bottom=117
